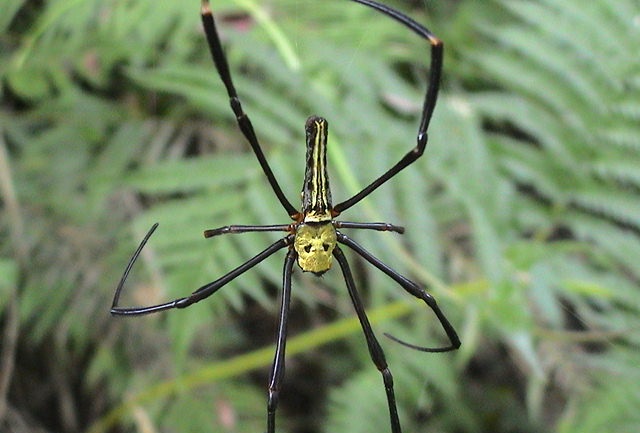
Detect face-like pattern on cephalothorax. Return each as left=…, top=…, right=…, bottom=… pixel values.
left=294, top=223, right=337, bottom=275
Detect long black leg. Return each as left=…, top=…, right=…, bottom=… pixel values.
left=334, top=246, right=402, bottom=433
left=204, top=224, right=292, bottom=238
left=334, top=0, right=443, bottom=214
left=337, top=232, right=460, bottom=352
left=110, top=223, right=293, bottom=315
left=266, top=249, right=296, bottom=433
left=200, top=0, right=299, bottom=218
left=334, top=221, right=405, bottom=234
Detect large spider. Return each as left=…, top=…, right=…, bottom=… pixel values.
left=111, top=1, right=460, bottom=432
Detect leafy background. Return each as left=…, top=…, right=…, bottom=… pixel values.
left=1, top=0, right=639, bottom=432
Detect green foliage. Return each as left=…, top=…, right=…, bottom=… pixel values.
left=460, top=0, right=640, bottom=431
left=1, top=0, right=639, bottom=432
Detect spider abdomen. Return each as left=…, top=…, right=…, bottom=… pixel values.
left=301, top=116, right=333, bottom=223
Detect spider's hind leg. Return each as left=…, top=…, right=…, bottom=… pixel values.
left=200, top=0, right=299, bottom=218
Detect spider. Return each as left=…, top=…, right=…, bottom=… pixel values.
left=111, top=1, right=460, bottom=432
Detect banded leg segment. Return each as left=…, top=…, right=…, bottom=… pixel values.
left=266, top=249, right=296, bottom=433
left=337, top=232, right=460, bottom=352
left=334, top=246, right=402, bottom=433
left=200, top=0, right=298, bottom=218
left=204, top=224, right=293, bottom=238
left=333, top=221, right=405, bottom=234
left=334, top=0, right=443, bottom=214
left=110, top=225, right=294, bottom=315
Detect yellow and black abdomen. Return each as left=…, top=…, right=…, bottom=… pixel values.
left=301, top=116, right=332, bottom=223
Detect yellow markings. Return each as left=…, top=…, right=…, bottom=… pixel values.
left=310, top=118, right=326, bottom=212
left=201, top=0, right=211, bottom=15
left=303, top=209, right=332, bottom=223
left=302, top=117, right=332, bottom=222
left=294, top=223, right=337, bottom=275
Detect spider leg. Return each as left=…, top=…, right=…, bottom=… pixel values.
left=110, top=223, right=293, bottom=315
left=204, top=224, right=292, bottom=238
left=266, top=249, right=296, bottom=433
left=334, top=0, right=443, bottom=214
left=333, top=246, right=402, bottom=433
left=337, top=232, right=460, bottom=352
left=200, top=0, right=299, bottom=218
left=333, top=221, right=405, bottom=234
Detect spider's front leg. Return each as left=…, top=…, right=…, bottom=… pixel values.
left=266, top=249, right=296, bottom=433
left=337, top=232, right=460, bottom=352
left=333, top=246, right=403, bottom=433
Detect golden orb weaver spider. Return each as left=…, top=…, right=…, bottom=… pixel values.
left=111, top=1, right=461, bottom=432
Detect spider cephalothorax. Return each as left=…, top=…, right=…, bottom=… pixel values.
left=111, top=2, right=459, bottom=433
left=294, top=222, right=337, bottom=274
